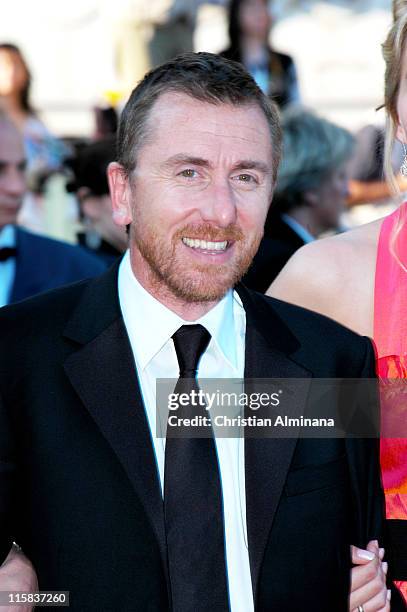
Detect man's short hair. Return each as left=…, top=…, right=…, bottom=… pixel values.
left=117, top=52, right=282, bottom=180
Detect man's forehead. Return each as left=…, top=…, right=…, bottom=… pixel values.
left=149, top=91, right=266, bottom=123
left=143, top=92, right=273, bottom=156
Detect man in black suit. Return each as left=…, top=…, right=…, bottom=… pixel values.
left=242, top=109, right=354, bottom=293
left=241, top=213, right=305, bottom=292
left=0, top=112, right=106, bottom=307
left=67, top=137, right=127, bottom=265
left=0, top=53, right=392, bottom=612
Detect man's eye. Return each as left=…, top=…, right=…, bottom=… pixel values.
left=179, top=169, right=197, bottom=178
left=235, top=173, right=256, bottom=183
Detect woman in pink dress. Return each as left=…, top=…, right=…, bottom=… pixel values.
left=269, top=1, right=407, bottom=609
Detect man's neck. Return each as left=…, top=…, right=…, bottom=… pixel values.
left=285, top=208, right=320, bottom=238
left=241, top=39, right=268, bottom=65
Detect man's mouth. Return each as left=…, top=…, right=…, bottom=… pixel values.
left=182, top=237, right=228, bottom=251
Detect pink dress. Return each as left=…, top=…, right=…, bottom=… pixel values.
left=374, top=204, right=407, bottom=602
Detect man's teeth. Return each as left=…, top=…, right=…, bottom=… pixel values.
left=182, top=238, right=228, bottom=251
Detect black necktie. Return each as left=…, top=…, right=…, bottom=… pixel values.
left=0, top=247, right=17, bottom=262
left=164, top=324, right=229, bottom=612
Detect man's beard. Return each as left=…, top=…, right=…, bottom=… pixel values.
left=132, top=222, right=262, bottom=303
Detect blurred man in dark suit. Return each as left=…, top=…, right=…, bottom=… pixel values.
left=67, top=137, right=127, bottom=265
left=242, top=109, right=354, bottom=292
left=0, top=111, right=106, bottom=307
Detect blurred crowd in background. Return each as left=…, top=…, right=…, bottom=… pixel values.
left=0, top=0, right=404, bottom=304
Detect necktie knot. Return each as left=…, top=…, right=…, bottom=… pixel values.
left=0, top=247, right=17, bottom=262
left=172, top=324, right=211, bottom=378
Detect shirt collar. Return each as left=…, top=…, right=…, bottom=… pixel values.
left=0, top=225, right=16, bottom=248
left=281, top=213, right=315, bottom=244
left=118, top=250, right=238, bottom=372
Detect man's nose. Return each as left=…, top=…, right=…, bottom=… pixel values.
left=199, top=179, right=237, bottom=228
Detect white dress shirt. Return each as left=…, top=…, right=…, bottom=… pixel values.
left=118, top=250, right=254, bottom=612
left=281, top=213, right=315, bottom=244
left=0, top=225, right=17, bottom=308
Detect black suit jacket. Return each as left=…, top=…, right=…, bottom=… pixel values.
left=9, top=227, right=106, bottom=304
left=0, top=263, right=386, bottom=611
left=242, top=215, right=305, bottom=292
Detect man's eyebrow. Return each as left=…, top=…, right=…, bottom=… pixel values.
left=232, top=160, right=271, bottom=174
left=162, top=154, right=212, bottom=168
left=161, top=155, right=271, bottom=174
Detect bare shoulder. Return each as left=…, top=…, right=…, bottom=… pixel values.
left=267, top=219, right=383, bottom=335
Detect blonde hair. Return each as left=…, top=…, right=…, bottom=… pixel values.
left=383, top=0, right=407, bottom=270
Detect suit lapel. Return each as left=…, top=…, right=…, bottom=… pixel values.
left=236, top=285, right=312, bottom=601
left=10, top=228, right=42, bottom=302
left=62, top=264, right=167, bottom=577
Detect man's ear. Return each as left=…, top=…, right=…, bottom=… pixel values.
left=107, top=162, right=133, bottom=227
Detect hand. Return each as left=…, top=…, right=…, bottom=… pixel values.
left=349, top=540, right=391, bottom=612
left=0, top=544, right=38, bottom=612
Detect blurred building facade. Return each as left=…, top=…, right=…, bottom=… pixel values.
left=0, top=0, right=392, bottom=136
